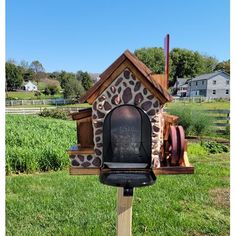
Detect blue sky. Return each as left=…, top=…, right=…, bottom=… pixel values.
left=6, top=0, right=229, bottom=73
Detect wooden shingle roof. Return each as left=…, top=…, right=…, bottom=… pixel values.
left=80, top=50, right=172, bottom=104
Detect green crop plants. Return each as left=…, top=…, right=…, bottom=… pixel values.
left=201, top=141, right=229, bottom=154
left=6, top=115, right=76, bottom=174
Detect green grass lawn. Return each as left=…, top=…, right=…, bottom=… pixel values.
left=6, top=145, right=230, bottom=236
left=166, top=100, right=230, bottom=110
left=6, top=91, right=63, bottom=100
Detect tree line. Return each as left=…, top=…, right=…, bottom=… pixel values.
left=6, top=47, right=230, bottom=99
left=135, top=47, right=230, bottom=86
left=5, top=59, right=94, bottom=99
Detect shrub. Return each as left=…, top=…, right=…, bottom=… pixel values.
left=201, top=141, right=229, bottom=154
left=43, top=87, right=50, bottom=95
left=169, top=107, right=214, bottom=136
left=34, top=91, right=41, bottom=98
left=39, top=108, right=69, bottom=120
left=168, top=107, right=194, bottom=135
left=192, top=112, right=213, bottom=136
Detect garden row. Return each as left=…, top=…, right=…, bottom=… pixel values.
left=6, top=115, right=76, bottom=174
left=6, top=113, right=229, bottom=174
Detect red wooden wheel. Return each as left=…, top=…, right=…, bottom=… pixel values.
left=166, top=125, right=185, bottom=166
left=167, top=126, right=178, bottom=165
left=176, top=126, right=185, bottom=165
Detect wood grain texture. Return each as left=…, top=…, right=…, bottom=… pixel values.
left=152, top=74, right=167, bottom=90
left=117, top=187, right=133, bottom=236
left=71, top=108, right=92, bottom=120
left=69, top=166, right=194, bottom=175
left=163, top=113, right=179, bottom=141
left=67, top=146, right=95, bottom=155
left=78, top=121, right=94, bottom=148
left=69, top=167, right=100, bottom=175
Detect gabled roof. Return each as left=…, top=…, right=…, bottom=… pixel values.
left=191, top=70, right=230, bottom=82
left=174, top=78, right=189, bottom=87
left=23, top=80, right=37, bottom=86
left=177, top=78, right=189, bottom=86
left=80, top=50, right=172, bottom=104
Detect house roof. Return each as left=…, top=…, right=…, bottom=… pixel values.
left=190, top=71, right=229, bottom=82
left=175, top=78, right=189, bottom=86
left=23, top=80, right=37, bottom=86
left=80, top=49, right=172, bottom=104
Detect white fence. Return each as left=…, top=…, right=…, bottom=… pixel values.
left=5, top=98, right=74, bottom=106
left=6, top=107, right=83, bottom=115
left=172, top=97, right=230, bottom=103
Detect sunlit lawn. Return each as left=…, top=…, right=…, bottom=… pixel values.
left=6, top=145, right=230, bottom=236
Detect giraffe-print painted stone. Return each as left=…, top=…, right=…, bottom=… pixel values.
left=124, top=70, right=130, bottom=79
left=115, top=77, right=123, bottom=86
left=104, top=101, right=112, bottom=111
left=141, top=101, right=152, bottom=111
left=90, top=68, right=163, bottom=168
left=134, top=93, right=144, bottom=105
left=111, top=95, right=121, bottom=105
left=122, top=87, right=132, bottom=103
left=110, top=86, right=116, bottom=93
left=134, top=81, right=141, bottom=92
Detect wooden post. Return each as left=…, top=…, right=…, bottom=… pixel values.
left=117, top=188, right=133, bottom=236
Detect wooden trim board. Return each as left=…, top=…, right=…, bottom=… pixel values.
left=69, top=166, right=194, bottom=175
left=67, top=147, right=95, bottom=155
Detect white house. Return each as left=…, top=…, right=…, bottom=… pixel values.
left=23, top=81, right=38, bottom=91
left=173, top=78, right=190, bottom=97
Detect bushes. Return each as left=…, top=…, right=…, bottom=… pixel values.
left=39, top=108, right=69, bottom=120
left=169, top=107, right=214, bottom=136
left=201, top=141, right=229, bottom=154
left=6, top=115, right=76, bottom=174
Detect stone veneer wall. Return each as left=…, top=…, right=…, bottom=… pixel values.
left=92, top=68, right=164, bottom=168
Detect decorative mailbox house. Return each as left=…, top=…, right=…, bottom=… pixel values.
left=68, top=49, right=193, bottom=179
left=68, top=36, right=194, bottom=235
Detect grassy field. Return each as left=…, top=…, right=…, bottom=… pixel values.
left=6, top=115, right=76, bottom=174
left=5, top=103, right=230, bottom=235
left=6, top=91, right=63, bottom=100
left=166, top=100, right=230, bottom=110
left=6, top=145, right=230, bottom=235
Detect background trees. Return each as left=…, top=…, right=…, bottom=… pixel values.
left=5, top=48, right=229, bottom=98
left=76, top=71, right=93, bottom=90
left=5, top=62, right=23, bottom=90
left=134, top=47, right=225, bottom=86
left=214, top=60, right=230, bottom=74
left=134, top=47, right=165, bottom=74
left=63, top=78, right=85, bottom=99
left=30, top=60, right=45, bottom=84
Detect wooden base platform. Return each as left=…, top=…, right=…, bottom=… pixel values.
left=69, top=166, right=194, bottom=176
